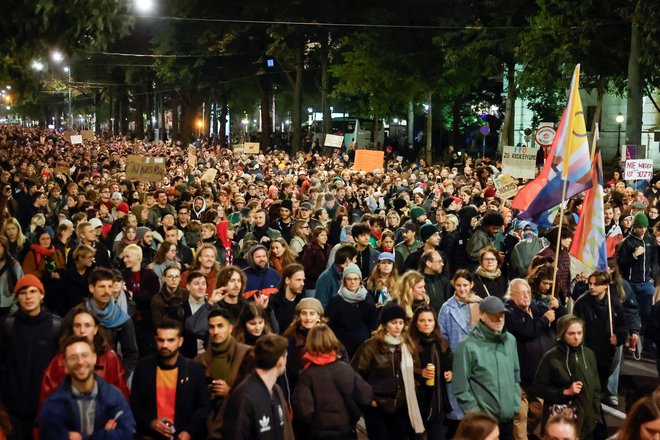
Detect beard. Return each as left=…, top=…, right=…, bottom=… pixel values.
left=158, top=347, right=179, bottom=361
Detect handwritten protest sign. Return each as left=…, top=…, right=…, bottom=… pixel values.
left=494, top=174, right=519, bottom=199
left=70, top=135, right=83, bottom=145
left=244, top=143, right=260, bottom=154
left=233, top=144, right=244, bottom=155
left=81, top=130, right=95, bottom=141
left=201, top=168, right=218, bottom=183
left=502, top=145, right=536, bottom=179
left=324, top=134, right=344, bottom=148
left=125, top=155, right=166, bottom=182
left=353, top=150, right=384, bottom=173
left=625, top=159, right=653, bottom=180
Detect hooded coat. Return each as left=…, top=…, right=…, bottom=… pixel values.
left=243, top=245, right=281, bottom=299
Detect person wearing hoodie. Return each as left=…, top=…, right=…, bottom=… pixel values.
left=452, top=296, right=521, bottom=440
left=243, top=244, right=281, bottom=300
left=242, top=209, right=281, bottom=249
left=315, top=244, right=358, bottom=308
left=534, top=315, right=602, bottom=440
left=216, top=220, right=240, bottom=266
left=191, top=195, right=207, bottom=220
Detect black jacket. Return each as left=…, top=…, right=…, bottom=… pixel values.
left=222, top=371, right=294, bottom=440
left=617, top=232, right=657, bottom=283
left=505, top=300, right=565, bottom=388
left=327, top=294, right=378, bottom=358
left=292, top=360, right=372, bottom=439
left=573, top=293, right=628, bottom=368
left=130, top=354, right=211, bottom=439
left=423, top=272, right=452, bottom=312
left=0, top=310, right=62, bottom=419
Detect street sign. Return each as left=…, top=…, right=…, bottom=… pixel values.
left=480, top=125, right=490, bottom=136
left=535, top=126, right=556, bottom=147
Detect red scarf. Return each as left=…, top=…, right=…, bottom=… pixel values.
left=302, top=350, right=337, bottom=369
left=30, top=244, right=55, bottom=267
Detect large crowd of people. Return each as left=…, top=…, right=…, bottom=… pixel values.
left=0, top=124, right=659, bottom=440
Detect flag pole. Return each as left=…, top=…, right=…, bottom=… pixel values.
left=607, top=285, right=614, bottom=338
left=550, top=181, right=568, bottom=299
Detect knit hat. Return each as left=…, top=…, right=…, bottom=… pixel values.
left=380, top=304, right=407, bottom=325
left=111, top=192, right=123, bottom=200
left=633, top=213, right=649, bottom=228
left=137, top=226, right=151, bottom=240
left=484, top=186, right=497, bottom=198
left=295, top=297, right=324, bottom=317
left=631, top=201, right=647, bottom=210
left=393, top=198, right=407, bottom=210
left=342, top=263, right=362, bottom=280
left=378, top=252, right=395, bottom=262
left=409, top=206, right=426, bottom=221
left=116, top=202, right=129, bottom=214
left=420, top=224, right=439, bottom=242
left=280, top=199, right=293, bottom=212
left=14, top=274, right=45, bottom=296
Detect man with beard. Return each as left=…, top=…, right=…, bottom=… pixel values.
left=243, top=245, right=280, bottom=300
left=243, top=209, right=281, bottom=249
left=131, top=320, right=211, bottom=440
left=269, top=264, right=306, bottom=331
left=39, top=336, right=135, bottom=440
left=194, top=308, right=253, bottom=439
left=272, top=199, right=295, bottom=242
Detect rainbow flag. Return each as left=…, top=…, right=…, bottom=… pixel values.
left=512, top=65, right=593, bottom=226
left=570, top=126, right=607, bottom=271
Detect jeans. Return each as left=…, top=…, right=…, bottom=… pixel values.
left=630, top=281, right=655, bottom=334
left=607, top=345, right=624, bottom=397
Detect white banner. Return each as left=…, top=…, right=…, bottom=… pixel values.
left=502, top=145, right=536, bottom=179
left=494, top=174, right=519, bottom=199
left=625, top=159, right=654, bottom=180
left=324, top=134, right=344, bottom=148
left=70, top=135, right=83, bottom=145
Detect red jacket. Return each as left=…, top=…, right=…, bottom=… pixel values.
left=39, top=349, right=130, bottom=408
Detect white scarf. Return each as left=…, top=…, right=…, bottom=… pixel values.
left=383, top=334, right=425, bottom=434
left=337, top=285, right=368, bottom=303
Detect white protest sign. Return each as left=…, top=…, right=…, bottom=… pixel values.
left=243, top=142, right=260, bottom=154
left=501, top=145, right=536, bottom=179
left=324, top=134, right=344, bottom=148
left=625, top=159, right=654, bottom=180
left=494, top=174, right=519, bottom=199
left=70, top=135, right=83, bottom=145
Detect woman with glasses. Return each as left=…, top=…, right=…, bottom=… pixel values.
left=289, top=220, right=310, bottom=257
left=472, top=246, right=508, bottom=300
left=149, top=240, right=180, bottom=287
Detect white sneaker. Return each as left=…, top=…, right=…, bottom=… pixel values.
left=607, top=396, right=619, bottom=406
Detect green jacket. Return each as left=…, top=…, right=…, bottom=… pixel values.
left=452, top=321, right=521, bottom=422
left=533, top=342, right=602, bottom=439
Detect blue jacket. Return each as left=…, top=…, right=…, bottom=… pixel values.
left=243, top=266, right=281, bottom=299
left=315, top=264, right=342, bottom=308
left=39, top=376, right=135, bottom=440
left=439, top=295, right=478, bottom=351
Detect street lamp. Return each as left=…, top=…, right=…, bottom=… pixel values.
left=196, top=119, right=203, bottom=137
left=134, top=0, right=154, bottom=14
left=51, top=51, right=64, bottom=63
left=64, top=66, right=72, bottom=128
left=616, top=113, right=624, bottom=150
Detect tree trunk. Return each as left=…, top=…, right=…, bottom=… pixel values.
left=407, top=98, right=414, bottom=147
left=135, top=88, right=145, bottom=139
left=451, top=98, right=462, bottom=147
left=625, top=2, right=642, bottom=148
left=94, top=90, right=103, bottom=134
left=425, top=90, right=433, bottom=165
left=592, top=77, right=605, bottom=137
left=501, top=60, right=516, bottom=147
left=120, top=91, right=129, bottom=136
left=220, top=87, right=228, bottom=146
left=179, top=91, right=195, bottom=143
left=171, top=93, right=180, bottom=141
left=321, top=34, right=332, bottom=139
left=256, top=76, right=273, bottom=151
left=291, top=44, right=304, bottom=153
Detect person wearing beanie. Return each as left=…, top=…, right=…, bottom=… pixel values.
left=466, top=210, right=504, bottom=267
left=534, top=315, right=602, bottom=439
left=315, top=244, right=359, bottom=309
left=617, top=210, right=656, bottom=332
left=452, top=295, right=521, bottom=439
left=273, top=199, right=295, bottom=242
left=352, top=303, right=426, bottom=438
left=404, top=224, right=448, bottom=274
left=327, top=263, right=376, bottom=357
left=409, top=206, right=427, bottom=225
left=243, top=244, right=281, bottom=300
left=1, top=274, right=63, bottom=439
left=351, top=223, right=379, bottom=280
left=282, top=297, right=324, bottom=393
left=395, top=221, right=423, bottom=270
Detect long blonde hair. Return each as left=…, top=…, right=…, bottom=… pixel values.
left=392, top=270, right=428, bottom=317
left=1, top=217, right=26, bottom=248
left=366, top=259, right=400, bottom=292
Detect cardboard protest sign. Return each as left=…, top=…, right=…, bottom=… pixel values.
left=233, top=144, right=244, bottom=155
left=187, top=145, right=197, bottom=168
left=243, top=142, right=260, bottom=154
left=70, top=135, right=83, bottom=145
left=63, top=130, right=75, bottom=141
left=125, top=155, right=166, bottom=182
left=353, top=150, right=384, bottom=173
left=324, top=134, right=344, bottom=148
left=54, top=164, right=71, bottom=176
left=81, top=130, right=95, bottom=141
left=625, top=159, right=653, bottom=180
left=502, top=145, right=536, bottom=179
left=494, top=174, right=519, bottom=199
left=201, top=168, right=218, bottom=183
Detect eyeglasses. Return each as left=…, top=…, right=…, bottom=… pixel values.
left=165, top=275, right=181, bottom=279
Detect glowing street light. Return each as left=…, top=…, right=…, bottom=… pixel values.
left=616, top=113, right=624, bottom=148
left=51, top=51, right=64, bottom=63
left=31, top=60, right=45, bottom=71
left=135, top=0, right=154, bottom=14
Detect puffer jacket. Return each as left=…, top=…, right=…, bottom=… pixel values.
left=617, top=232, right=657, bottom=283
left=451, top=321, right=521, bottom=422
